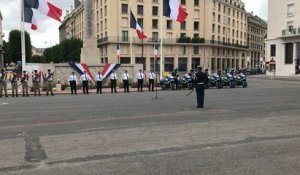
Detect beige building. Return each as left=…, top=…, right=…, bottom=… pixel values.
left=60, top=0, right=249, bottom=74
left=247, top=12, right=267, bottom=69
left=0, top=10, right=3, bottom=68
left=267, top=0, right=300, bottom=76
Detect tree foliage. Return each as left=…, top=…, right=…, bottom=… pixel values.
left=8, top=30, right=32, bottom=63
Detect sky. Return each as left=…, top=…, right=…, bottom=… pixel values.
left=0, top=0, right=268, bottom=48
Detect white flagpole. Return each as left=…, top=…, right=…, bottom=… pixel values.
left=129, top=1, right=133, bottom=64
left=160, top=0, right=164, bottom=79
left=21, top=0, right=26, bottom=71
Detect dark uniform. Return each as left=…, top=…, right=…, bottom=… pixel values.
left=195, top=67, right=209, bottom=108
left=171, top=69, right=179, bottom=90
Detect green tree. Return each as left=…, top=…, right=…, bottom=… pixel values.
left=2, top=40, right=11, bottom=64
left=8, top=30, right=32, bottom=63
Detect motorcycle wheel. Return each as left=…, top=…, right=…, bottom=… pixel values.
left=216, top=82, right=222, bottom=89
left=242, top=81, right=248, bottom=88
left=229, top=81, right=236, bottom=88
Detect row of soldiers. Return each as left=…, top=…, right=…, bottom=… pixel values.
left=69, top=69, right=157, bottom=95
left=0, top=69, right=54, bottom=98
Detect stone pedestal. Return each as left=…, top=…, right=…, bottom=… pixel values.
left=56, top=84, right=62, bottom=92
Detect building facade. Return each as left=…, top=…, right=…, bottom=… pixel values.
left=0, top=10, right=4, bottom=68
left=267, top=0, right=300, bottom=76
left=60, top=0, right=249, bottom=74
left=247, top=12, right=267, bottom=69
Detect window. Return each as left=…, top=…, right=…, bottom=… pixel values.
left=270, top=44, right=276, bottom=56
left=181, top=0, right=186, bottom=5
left=121, top=4, right=128, bottom=14
left=178, top=58, right=187, bottom=72
left=194, top=0, right=199, bottom=6
left=193, top=46, right=199, bottom=54
left=285, top=43, right=293, bottom=64
left=137, top=5, right=143, bottom=15
left=152, top=19, right=158, bottom=29
left=152, top=0, right=158, bottom=3
left=167, top=20, right=172, bottom=29
left=152, top=32, right=159, bottom=41
left=152, top=6, right=158, bottom=16
left=181, top=21, right=186, bottom=30
left=122, top=31, right=128, bottom=41
left=164, top=58, right=174, bottom=72
left=137, top=18, right=143, bottom=28
left=287, top=4, right=294, bottom=16
left=192, top=58, right=200, bottom=70
left=194, top=22, right=199, bottom=30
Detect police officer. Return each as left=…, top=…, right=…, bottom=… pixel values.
left=110, top=69, right=118, bottom=93
left=148, top=69, right=156, bottom=91
left=122, top=70, right=130, bottom=93
left=136, top=69, right=144, bottom=92
left=95, top=71, right=104, bottom=94
left=195, top=66, right=208, bottom=108
left=80, top=71, right=90, bottom=94
left=0, top=69, right=8, bottom=98
left=188, top=69, right=195, bottom=87
left=32, top=70, right=41, bottom=96
left=172, top=69, right=179, bottom=90
left=10, top=71, right=19, bottom=97
left=68, top=71, right=77, bottom=95
left=21, top=71, right=29, bottom=97
left=44, top=69, right=54, bottom=96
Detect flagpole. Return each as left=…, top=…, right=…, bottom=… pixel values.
left=21, top=0, right=26, bottom=71
left=160, top=0, right=164, bottom=80
left=129, top=2, right=133, bottom=64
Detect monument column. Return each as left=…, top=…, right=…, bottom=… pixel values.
left=80, top=0, right=99, bottom=65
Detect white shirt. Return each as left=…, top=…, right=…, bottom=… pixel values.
left=136, top=72, right=144, bottom=80
left=69, top=74, right=77, bottom=81
left=80, top=74, right=91, bottom=81
left=148, top=72, right=156, bottom=79
left=110, top=73, right=118, bottom=80
left=95, top=74, right=104, bottom=81
left=122, top=73, right=130, bottom=80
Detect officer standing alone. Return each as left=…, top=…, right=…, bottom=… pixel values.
left=195, top=66, right=208, bottom=108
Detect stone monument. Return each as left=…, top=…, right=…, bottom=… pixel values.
left=80, top=0, right=99, bottom=65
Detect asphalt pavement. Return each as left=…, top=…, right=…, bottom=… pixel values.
left=0, top=78, right=300, bottom=175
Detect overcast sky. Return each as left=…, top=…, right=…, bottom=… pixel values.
left=0, top=0, right=268, bottom=48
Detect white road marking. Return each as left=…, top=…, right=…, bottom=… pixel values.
left=0, top=102, right=8, bottom=106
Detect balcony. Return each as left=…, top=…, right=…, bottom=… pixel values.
left=97, top=37, right=249, bottom=49
left=282, top=28, right=300, bottom=37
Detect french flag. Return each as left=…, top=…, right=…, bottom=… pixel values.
left=69, top=63, right=96, bottom=83
left=24, top=6, right=38, bottom=30
left=130, top=11, right=147, bottom=39
left=24, top=0, right=62, bottom=22
left=116, top=43, right=120, bottom=63
left=101, top=64, right=121, bottom=78
left=163, top=0, right=188, bottom=23
left=154, top=43, right=159, bottom=61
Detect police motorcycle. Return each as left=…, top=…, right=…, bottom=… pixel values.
left=180, top=74, right=194, bottom=90
left=160, top=74, right=176, bottom=90
left=224, top=71, right=237, bottom=88
left=236, top=72, right=248, bottom=88
left=211, top=73, right=224, bottom=89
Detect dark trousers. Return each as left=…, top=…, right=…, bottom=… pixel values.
left=174, top=78, right=179, bottom=90
left=82, top=81, right=89, bottom=94
left=70, top=81, right=77, bottom=95
left=137, top=79, right=143, bottom=92
left=196, top=86, right=205, bottom=108
left=123, top=80, right=129, bottom=92
left=149, top=79, right=154, bottom=91
left=96, top=81, right=102, bottom=94
left=110, top=79, right=117, bottom=93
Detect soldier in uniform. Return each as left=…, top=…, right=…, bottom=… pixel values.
left=21, top=71, right=29, bottom=97
left=136, top=69, right=144, bottom=92
left=148, top=69, right=156, bottom=91
left=44, top=69, right=54, bottom=96
left=32, top=70, right=41, bottom=96
left=110, top=69, right=118, bottom=93
left=68, top=71, right=77, bottom=95
left=95, top=71, right=104, bottom=94
left=122, top=70, right=130, bottom=93
left=10, top=71, right=19, bottom=97
left=0, top=69, right=8, bottom=98
left=195, top=66, right=209, bottom=108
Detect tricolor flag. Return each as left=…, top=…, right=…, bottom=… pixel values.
left=116, top=43, right=120, bottom=63
left=130, top=11, right=147, bottom=39
left=163, top=0, right=188, bottom=23
left=69, top=63, right=96, bottom=83
left=24, top=0, right=62, bottom=23
left=154, top=43, right=159, bottom=61
left=24, top=6, right=38, bottom=30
